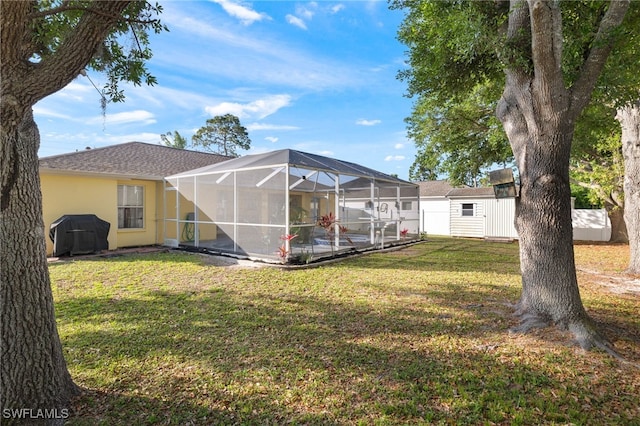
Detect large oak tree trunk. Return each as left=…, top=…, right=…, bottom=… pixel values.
left=1, top=2, right=132, bottom=420
left=498, top=80, right=596, bottom=346
left=496, top=0, right=629, bottom=350
left=1, top=110, right=78, bottom=423
left=616, top=101, right=640, bottom=274
left=605, top=203, right=628, bottom=243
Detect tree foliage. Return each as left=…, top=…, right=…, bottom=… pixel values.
left=161, top=130, right=188, bottom=149
left=401, top=1, right=639, bottom=174
left=571, top=104, right=624, bottom=207
left=398, top=1, right=513, bottom=186
left=395, top=1, right=507, bottom=102
left=192, top=114, right=251, bottom=157
left=407, top=81, right=512, bottom=186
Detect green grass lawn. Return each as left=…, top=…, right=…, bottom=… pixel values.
left=50, top=237, right=640, bottom=425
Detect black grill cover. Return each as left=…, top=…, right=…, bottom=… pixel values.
left=49, top=214, right=110, bottom=256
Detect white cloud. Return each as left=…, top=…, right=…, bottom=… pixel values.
left=365, top=0, right=381, bottom=14
left=205, top=94, right=292, bottom=120
left=205, top=102, right=245, bottom=118
left=130, top=85, right=215, bottom=110
left=247, top=122, right=300, bottom=131
left=33, top=106, right=73, bottom=120
left=286, top=3, right=318, bottom=30
left=331, top=4, right=345, bottom=14
left=394, top=143, right=404, bottom=149
left=296, top=3, right=316, bottom=20
left=86, top=110, right=156, bottom=126
left=57, top=80, right=95, bottom=102
left=384, top=155, right=406, bottom=162
left=265, top=136, right=279, bottom=143
left=286, top=14, right=307, bottom=30
left=356, top=119, right=381, bottom=126
left=157, top=6, right=366, bottom=91
left=211, top=0, right=269, bottom=25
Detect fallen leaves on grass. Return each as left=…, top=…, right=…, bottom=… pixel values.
left=50, top=238, right=640, bottom=425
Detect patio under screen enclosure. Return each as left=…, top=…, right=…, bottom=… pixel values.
left=163, top=149, right=420, bottom=263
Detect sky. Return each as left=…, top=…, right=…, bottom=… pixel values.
left=34, top=0, right=416, bottom=180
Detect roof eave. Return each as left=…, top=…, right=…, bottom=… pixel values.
left=39, top=167, right=164, bottom=181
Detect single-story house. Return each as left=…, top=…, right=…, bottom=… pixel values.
left=40, top=144, right=419, bottom=262
left=418, top=180, right=611, bottom=241
left=39, top=142, right=230, bottom=256
left=164, top=149, right=420, bottom=262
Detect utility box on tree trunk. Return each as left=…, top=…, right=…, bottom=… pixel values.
left=489, top=168, right=518, bottom=198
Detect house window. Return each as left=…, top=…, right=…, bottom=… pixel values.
left=118, top=185, right=144, bottom=229
left=401, top=201, right=413, bottom=210
left=461, top=203, right=474, bottom=217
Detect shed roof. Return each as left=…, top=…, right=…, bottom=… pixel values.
left=446, top=187, right=496, bottom=198
left=416, top=180, right=457, bottom=197
left=167, top=149, right=412, bottom=184
left=39, top=142, right=231, bottom=180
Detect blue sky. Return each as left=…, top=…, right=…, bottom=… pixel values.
left=34, top=0, right=416, bottom=180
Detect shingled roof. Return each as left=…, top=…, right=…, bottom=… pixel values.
left=416, top=180, right=456, bottom=197
left=416, top=181, right=499, bottom=198
left=446, top=187, right=496, bottom=197
left=39, top=142, right=231, bottom=180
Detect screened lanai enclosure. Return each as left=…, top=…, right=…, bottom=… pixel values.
left=164, top=149, right=420, bottom=263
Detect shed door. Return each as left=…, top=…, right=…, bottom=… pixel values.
left=484, top=198, right=518, bottom=239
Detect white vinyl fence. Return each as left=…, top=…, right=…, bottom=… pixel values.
left=421, top=198, right=612, bottom=242
left=572, top=209, right=611, bottom=242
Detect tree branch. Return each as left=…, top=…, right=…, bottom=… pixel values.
left=570, top=0, right=631, bottom=118
left=0, top=2, right=32, bottom=65
left=528, top=0, right=563, bottom=87
left=23, top=1, right=132, bottom=105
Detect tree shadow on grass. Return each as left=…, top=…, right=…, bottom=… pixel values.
left=58, top=281, right=640, bottom=425
left=68, top=388, right=349, bottom=426
left=334, top=238, right=522, bottom=275
left=584, top=299, right=640, bottom=352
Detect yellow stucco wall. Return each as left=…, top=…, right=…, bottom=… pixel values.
left=41, top=173, right=162, bottom=256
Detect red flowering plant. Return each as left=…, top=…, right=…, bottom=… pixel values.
left=277, top=233, right=298, bottom=262
left=400, top=228, right=409, bottom=240
left=317, top=213, right=352, bottom=254
left=339, top=225, right=353, bottom=245
left=317, top=212, right=336, bottom=230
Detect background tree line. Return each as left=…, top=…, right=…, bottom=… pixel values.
left=160, top=113, right=251, bottom=157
